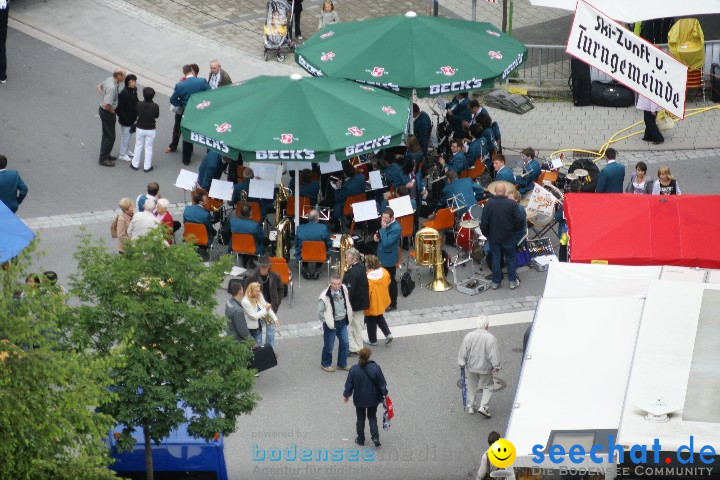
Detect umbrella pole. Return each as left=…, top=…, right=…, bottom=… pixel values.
left=409, top=89, right=415, bottom=135
left=294, top=169, right=300, bottom=230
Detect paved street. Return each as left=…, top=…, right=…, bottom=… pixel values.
left=2, top=0, right=720, bottom=479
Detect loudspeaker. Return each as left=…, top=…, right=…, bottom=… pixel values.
left=570, top=58, right=592, bottom=107
left=591, top=81, right=635, bottom=107
left=485, top=89, right=534, bottom=114
left=712, top=64, right=720, bottom=103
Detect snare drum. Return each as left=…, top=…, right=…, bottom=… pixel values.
left=574, top=169, right=590, bottom=186
left=456, top=210, right=477, bottom=252
left=563, top=173, right=578, bottom=192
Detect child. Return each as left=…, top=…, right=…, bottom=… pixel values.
left=318, top=0, right=340, bottom=30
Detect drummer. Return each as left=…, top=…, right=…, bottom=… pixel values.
left=514, top=148, right=541, bottom=196
left=492, top=155, right=515, bottom=184
left=430, top=169, right=485, bottom=218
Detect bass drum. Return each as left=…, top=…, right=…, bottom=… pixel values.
left=456, top=204, right=483, bottom=251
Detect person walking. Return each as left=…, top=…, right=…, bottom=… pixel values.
left=458, top=315, right=500, bottom=418
left=342, top=247, right=368, bottom=356
left=480, top=183, right=523, bottom=290
left=475, top=431, right=516, bottom=480
left=287, top=0, right=303, bottom=40
left=116, top=74, right=138, bottom=162
left=363, top=255, right=393, bottom=346
left=318, top=274, right=352, bottom=372
left=0, top=0, right=9, bottom=84
left=0, top=154, right=28, bottom=213
left=637, top=95, right=664, bottom=145
left=96, top=67, right=126, bottom=167
left=132, top=87, right=159, bottom=172
left=343, top=347, right=388, bottom=447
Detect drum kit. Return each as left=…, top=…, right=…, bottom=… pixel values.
left=456, top=203, right=486, bottom=256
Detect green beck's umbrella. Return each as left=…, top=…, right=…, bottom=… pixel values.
left=180, top=74, right=410, bottom=163
left=295, top=12, right=528, bottom=98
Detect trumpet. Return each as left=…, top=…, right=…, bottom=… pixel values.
left=414, top=227, right=452, bottom=292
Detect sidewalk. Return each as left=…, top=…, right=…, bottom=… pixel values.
left=10, top=0, right=720, bottom=152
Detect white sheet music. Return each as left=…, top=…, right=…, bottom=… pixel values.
left=319, top=154, right=344, bottom=174
left=252, top=163, right=282, bottom=184
left=368, top=170, right=384, bottom=190
left=208, top=179, right=234, bottom=201
left=174, top=169, right=198, bottom=191
left=285, top=161, right=312, bottom=171
left=551, top=158, right=564, bottom=169
left=248, top=179, right=275, bottom=200
left=352, top=200, right=379, bottom=222
left=436, top=98, right=447, bottom=110
left=388, top=195, right=414, bottom=217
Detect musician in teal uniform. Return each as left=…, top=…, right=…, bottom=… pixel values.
left=230, top=202, right=267, bottom=255
left=466, top=125, right=488, bottom=172
left=595, top=148, right=625, bottom=193
left=296, top=209, right=332, bottom=279
left=438, top=139, right=468, bottom=174
left=492, top=155, right=515, bottom=184
left=333, top=162, right=365, bottom=221
left=183, top=191, right=215, bottom=245
left=435, top=170, right=485, bottom=216
left=515, top=148, right=541, bottom=196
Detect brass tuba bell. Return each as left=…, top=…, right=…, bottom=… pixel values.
left=335, top=234, right=354, bottom=277
left=414, top=227, right=452, bottom=292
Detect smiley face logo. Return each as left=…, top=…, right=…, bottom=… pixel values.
left=488, top=438, right=516, bottom=469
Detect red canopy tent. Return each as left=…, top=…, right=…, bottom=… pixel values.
left=564, top=193, right=720, bottom=268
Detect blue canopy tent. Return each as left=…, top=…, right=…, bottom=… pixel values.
left=0, top=200, right=35, bottom=263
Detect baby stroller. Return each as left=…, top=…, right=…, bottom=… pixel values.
left=263, top=0, right=296, bottom=62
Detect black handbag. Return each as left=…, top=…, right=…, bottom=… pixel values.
left=400, top=270, right=415, bottom=297
left=249, top=345, right=277, bottom=373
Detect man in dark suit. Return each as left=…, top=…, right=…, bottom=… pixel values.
left=230, top=202, right=267, bottom=260
left=169, top=65, right=211, bottom=165
left=198, top=151, right=227, bottom=191
left=333, top=162, right=365, bottom=224
left=0, top=155, right=28, bottom=213
left=492, top=155, right=515, bottom=184
left=374, top=207, right=401, bottom=311
left=183, top=191, right=215, bottom=245
left=296, top=209, right=331, bottom=279
left=446, top=92, right=471, bottom=140
left=515, top=148, right=542, bottom=196
left=595, top=148, right=625, bottom=193
left=435, top=169, right=485, bottom=217
left=438, top=139, right=468, bottom=175
left=231, top=168, right=253, bottom=206
left=412, top=103, right=432, bottom=155
left=480, top=183, right=523, bottom=290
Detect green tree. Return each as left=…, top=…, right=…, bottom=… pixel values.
left=65, top=229, right=259, bottom=480
left=0, top=243, right=116, bottom=480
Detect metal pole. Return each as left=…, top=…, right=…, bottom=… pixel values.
left=537, top=49, right=542, bottom=87
left=433, top=0, right=438, bottom=16
left=409, top=89, right=416, bottom=135
left=294, top=169, right=300, bottom=230
left=472, top=0, right=477, bottom=22
left=508, top=1, right=513, bottom=35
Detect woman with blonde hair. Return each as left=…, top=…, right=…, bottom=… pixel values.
left=318, top=0, right=340, bottom=30
left=116, top=197, right=134, bottom=253
left=242, top=281, right=280, bottom=350
left=652, top=166, right=681, bottom=195
left=363, top=255, right=393, bottom=346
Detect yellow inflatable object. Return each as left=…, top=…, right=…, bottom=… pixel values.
left=668, top=18, right=705, bottom=70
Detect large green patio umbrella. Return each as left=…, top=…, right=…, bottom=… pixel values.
left=181, top=74, right=409, bottom=163
left=294, top=12, right=528, bottom=98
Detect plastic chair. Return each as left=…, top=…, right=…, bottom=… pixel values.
left=236, top=165, right=246, bottom=180
left=423, top=207, right=454, bottom=233
left=269, top=257, right=293, bottom=306
left=236, top=201, right=262, bottom=223
left=397, top=215, right=414, bottom=260
left=299, top=241, right=330, bottom=282
left=183, top=222, right=212, bottom=260
left=343, top=193, right=367, bottom=217
left=466, top=159, right=485, bottom=180
left=285, top=196, right=310, bottom=219
left=231, top=233, right=257, bottom=266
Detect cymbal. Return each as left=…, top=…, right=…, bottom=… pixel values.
left=459, top=219, right=480, bottom=229
left=486, top=181, right=516, bottom=196
left=574, top=169, right=589, bottom=177
left=566, top=173, right=578, bottom=181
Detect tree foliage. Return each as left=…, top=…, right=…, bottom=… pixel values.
left=0, top=242, right=116, bottom=480
left=65, top=228, right=259, bottom=479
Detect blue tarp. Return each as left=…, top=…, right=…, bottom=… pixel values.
left=0, top=200, right=35, bottom=263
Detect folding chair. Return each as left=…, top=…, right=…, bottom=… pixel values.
left=299, top=241, right=331, bottom=283
left=269, top=257, right=293, bottom=306
left=231, top=233, right=258, bottom=267
left=183, top=222, right=213, bottom=260
left=343, top=193, right=367, bottom=217
left=528, top=213, right=558, bottom=240
left=422, top=207, right=454, bottom=234
left=285, top=196, right=311, bottom=220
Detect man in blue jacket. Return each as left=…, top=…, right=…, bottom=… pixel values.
left=493, top=155, right=515, bottom=184
left=183, top=191, right=215, bottom=245
left=198, top=151, right=227, bottom=191
left=436, top=170, right=485, bottom=217
left=0, top=155, right=28, bottom=213
left=446, top=93, right=471, bottom=140
left=230, top=202, right=266, bottom=256
left=438, top=139, right=468, bottom=175
left=296, top=209, right=331, bottom=280
left=412, top=103, right=432, bottom=155
left=374, top=207, right=401, bottom=311
left=595, top=148, right=625, bottom=193
left=480, top=183, right=523, bottom=290
left=466, top=125, right=488, bottom=173
left=169, top=65, right=211, bottom=165
left=515, top=148, right=541, bottom=196
left=333, top=162, right=365, bottom=224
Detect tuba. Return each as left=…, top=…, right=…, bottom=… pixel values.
left=335, top=234, right=354, bottom=277
left=414, top=227, right=452, bottom=292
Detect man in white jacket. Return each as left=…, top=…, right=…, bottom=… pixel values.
left=318, top=274, right=353, bottom=373
left=458, top=315, right=500, bottom=418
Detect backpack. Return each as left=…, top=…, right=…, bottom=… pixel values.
left=400, top=270, right=415, bottom=297
left=110, top=214, right=119, bottom=238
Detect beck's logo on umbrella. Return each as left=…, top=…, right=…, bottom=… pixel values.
left=196, top=100, right=211, bottom=110
left=486, top=29, right=501, bottom=37
left=488, top=50, right=503, bottom=60
left=279, top=134, right=295, bottom=144
left=369, top=67, right=385, bottom=77
left=347, top=126, right=364, bottom=137
left=320, top=31, right=334, bottom=39
left=360, top=86, right=376, bottom=92
left=439, top=66, right=456, bottom=76
left=381, top=106, right=396, bottom=115
left=215, top=123, right=232, bottom=133
left=321, top=51, right=335, bottom=62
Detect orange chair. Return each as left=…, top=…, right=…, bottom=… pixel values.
left=397, top=214, right=414, bottom=255
left=208, top=197, right=223, bottom=211
left=231, top=233, right=257, bottom=266
left=537, top=171, right=558, bottom=186
left=343, top=193, right=367, bottom=217
left=236, top=201, right=262, bottom=223
left=269, top=257, right=293, bottom=306
left=423, top=207, right=454, bottom=233
left=237, top=165, right=246, bottom=180
left=299, top=241, right=330, bottom=282
left=183, top=222, right=212, bottom=260
left=285, top=196, right=311, bottom=219
left=466, top=159, right=486, bottom=180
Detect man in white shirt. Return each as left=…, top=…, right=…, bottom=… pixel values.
left=128, top=198, right=160, bottom=239
left=458, top=315, right=500, bottom=418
